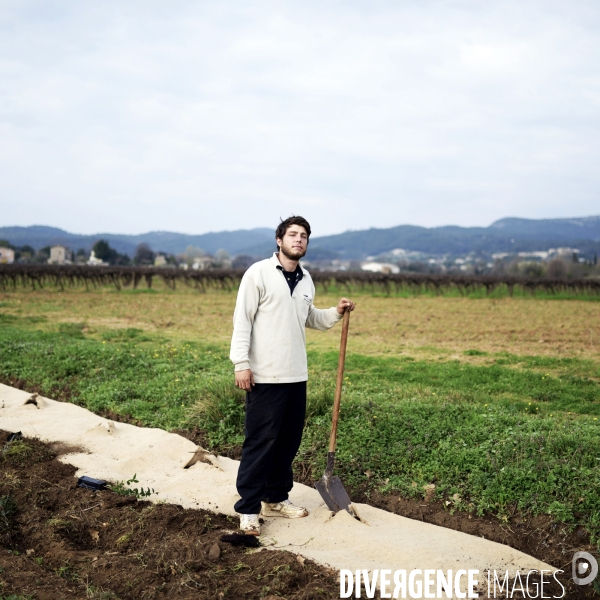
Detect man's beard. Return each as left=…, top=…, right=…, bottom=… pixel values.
left=280, top=243, right=306, bottom=261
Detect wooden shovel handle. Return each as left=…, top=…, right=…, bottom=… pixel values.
left=328, top=309, right=350, bottom=453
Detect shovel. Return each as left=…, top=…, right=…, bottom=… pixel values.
left=315, top=309, right=354, bottom=515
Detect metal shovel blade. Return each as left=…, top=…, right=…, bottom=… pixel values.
left=315, top=474, right=352, bottom=514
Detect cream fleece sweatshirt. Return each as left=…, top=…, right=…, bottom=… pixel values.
left=230, top=253, right=343, bottom=383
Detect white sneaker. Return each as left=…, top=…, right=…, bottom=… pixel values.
left=239, top=513, right=260, bottom=536
left=261, top=499, right=308, bottom=519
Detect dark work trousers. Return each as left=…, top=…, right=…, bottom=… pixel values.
left=234, top=381, right=307, bottom=515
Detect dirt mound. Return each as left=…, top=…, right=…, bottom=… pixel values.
left=0, top=430, right=338, bottom=599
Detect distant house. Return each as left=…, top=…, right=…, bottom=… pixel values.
left=48, top=245, right=72, bottom=265
left=0, top=247, right=15, bottom=264
left=192, top=256, right=214, bottom=270
left=154, top=255, right=167, bottom=267
left=548, top=247, right=579, bottom=258
left=517, top=251, right=549, bottom=260
left=87, top=251, right=107, bottom=266
left=361, top=262, right=400, bottom=274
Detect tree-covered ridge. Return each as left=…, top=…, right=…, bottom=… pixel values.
left=1, top=216, right=599, bottom=260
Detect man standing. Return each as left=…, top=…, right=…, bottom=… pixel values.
left=230, top=216, right=355, bottom=535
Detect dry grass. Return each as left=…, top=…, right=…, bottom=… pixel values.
left=1, top=285, right=599, bottom=363
left=327, top=295, right=600, bottom=360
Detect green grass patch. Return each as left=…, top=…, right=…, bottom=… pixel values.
left=100, top=328, right=152, bottom=342
left=309, top=350, right=600, bottom=416
left=0, top=323, right=231, bottom=430
left=57, top=322, right=86, bottom=338
left=303, top=400, right=600, bottom=534
left=119, top=288, right=159, bottom=295
left=2, top=319, right=600, bottom=547
left=464, top=349, right=488, bottom=356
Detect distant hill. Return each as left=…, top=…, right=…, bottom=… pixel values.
left=1, top=216, right=599, bottom=259
left=489, top=216, right=600, bottom=239
left=0, top=226, right=274, bottom=257
left=237, top=216, right=600, bottom=259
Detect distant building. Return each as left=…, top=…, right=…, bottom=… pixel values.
left=0, top=247, right=15, bottom=264
left=517, top=251, right=549, bottom=260
left=361, top=262, right=400, bottom=274
left=154, top=255, right=167, bottom=267
left=192, top=256, right=214, bottom=270
left=87, top=250, right=107, bottom=266
left=48, top=245, right=72, bottom=265
left=548, top=247, right=579, bottom=258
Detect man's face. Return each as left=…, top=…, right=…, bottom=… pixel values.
left=277, top=225, right=308, bottom=260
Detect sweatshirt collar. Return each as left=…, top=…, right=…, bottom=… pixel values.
left=270, top=252, right=307, bottom=275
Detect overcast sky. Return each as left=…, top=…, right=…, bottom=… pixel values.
left=1, top=1, right=599, bottom=236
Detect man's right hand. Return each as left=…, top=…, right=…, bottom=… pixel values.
left=235, top=369, right=255, bottom=392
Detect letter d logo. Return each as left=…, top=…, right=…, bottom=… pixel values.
left=573, top=552, right=598, bottom=586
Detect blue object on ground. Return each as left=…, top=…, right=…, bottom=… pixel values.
left=77, top=476, right=107, bottom=492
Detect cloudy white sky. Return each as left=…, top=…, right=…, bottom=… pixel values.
left=1, top=1, right=599, bottom=235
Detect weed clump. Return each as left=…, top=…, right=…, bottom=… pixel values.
left=2, top=440, right=33, bottom=467
left=108, top=474, right=154, bottom=499
left=189, top=378, right=245, bottom=448
left=57, top=322, right=86, bottom=338
left=2, top=440, right=54, bottom=468
left=101, top=328, right=149, bottom=342
left=0, top=495, right=17, bottom=535
left=46, top=518, right=75, bottom=532
left=306, top=383, right=333, bottom=419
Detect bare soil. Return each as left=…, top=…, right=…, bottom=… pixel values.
left=0, top=430, right=339, bottom=599
left=3, top=413, right=597, bottom=598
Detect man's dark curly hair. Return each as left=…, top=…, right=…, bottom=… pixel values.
left=275, top=216, right=311, bottom=249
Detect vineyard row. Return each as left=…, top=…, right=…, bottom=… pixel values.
left=1, top=264, right=599, bottom=297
